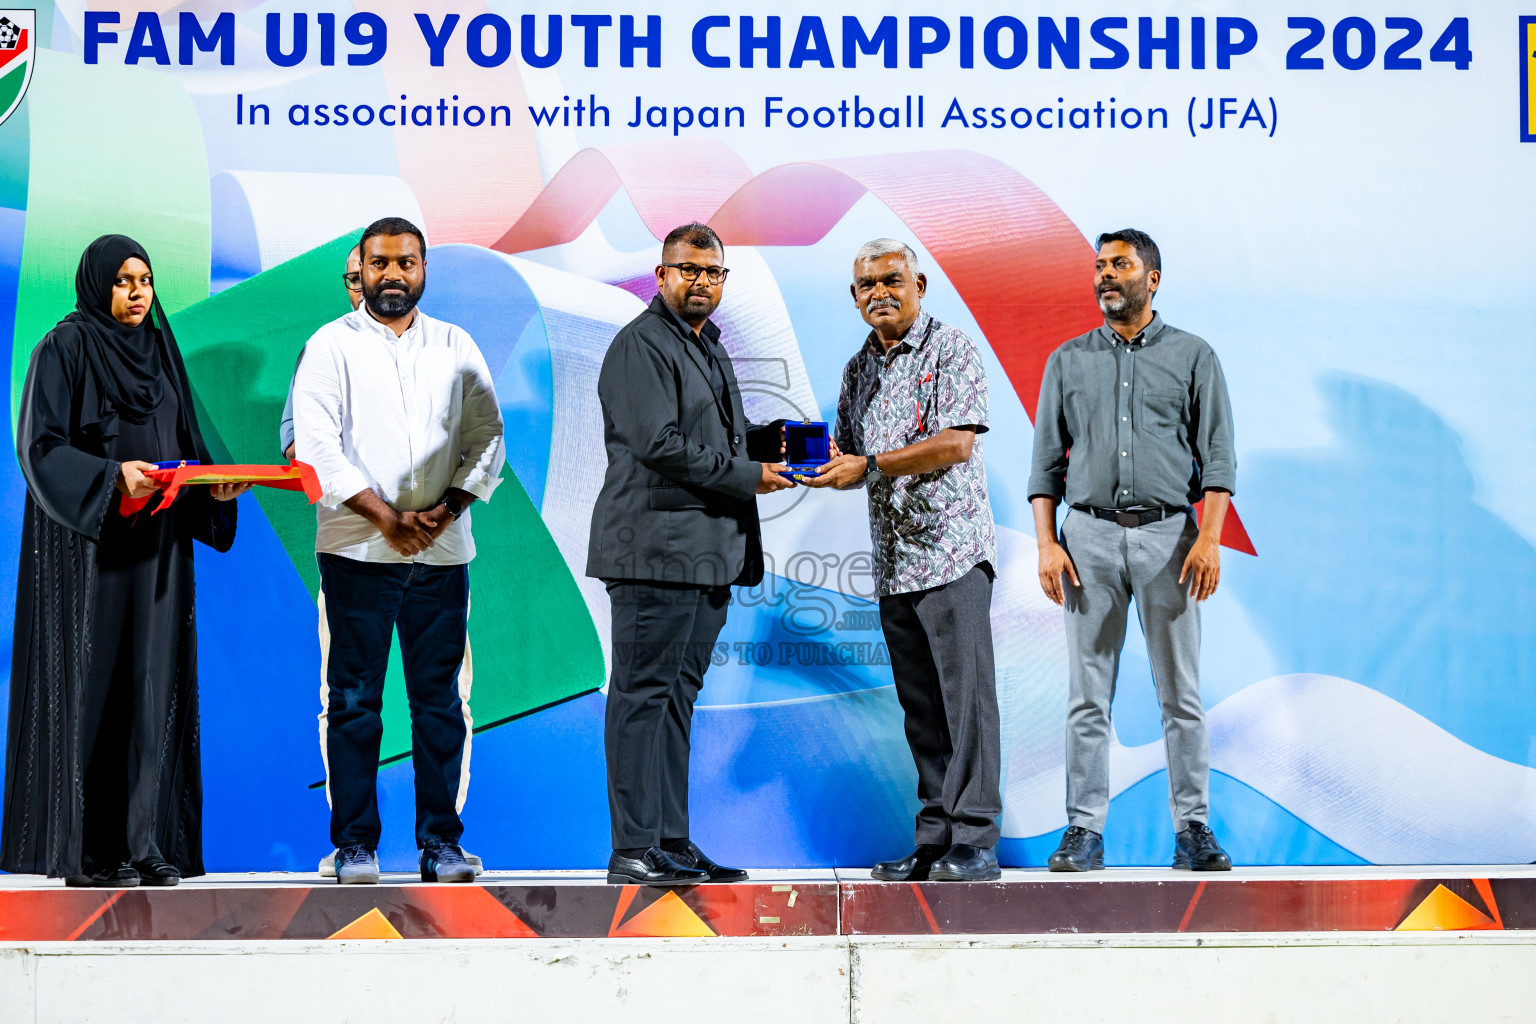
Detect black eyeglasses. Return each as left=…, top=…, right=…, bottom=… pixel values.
left=661, top=262, right=729, bottom=284
left=342, top=271, right=362, bottom=290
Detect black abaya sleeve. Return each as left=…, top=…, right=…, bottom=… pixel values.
left=187, top=488, right=236, bottom=553
left=15, top=328, right=118, bottom=541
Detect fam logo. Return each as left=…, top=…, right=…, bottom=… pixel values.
left=0, top=9, right=34, bottom=129
left=1524, top=16, right=1536, bottom=141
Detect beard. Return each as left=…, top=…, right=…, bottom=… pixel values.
left=683, top=289, right=716, bottom=313
left=1097, top=278, right=1149, bottom=321
left=365, top=278, right=424, bottom=318
left=669, top=284, right=720, bottom=320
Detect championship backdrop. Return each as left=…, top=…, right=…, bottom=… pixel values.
left=0, top=0, right=1532, bottom=871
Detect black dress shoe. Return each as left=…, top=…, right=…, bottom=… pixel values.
left=132, top=858, right=181, bottom=886
left=607, top=847, right=709, bottom=886
left=870, top=844, right=949, bottom=881
left=1174, top=821, right=1232, bottom=871
left=1047, top=826, right=1104, bottom=872
left=65, top=863, right=140, bottom=888
left=928, top=843, right=1001, bottom=882
left=664, top=841, right=748, bottom=883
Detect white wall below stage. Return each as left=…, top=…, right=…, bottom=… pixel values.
left=2, top=933, right=1533, bottom=1023
left=852, top=934, right=1536, bottom=1024
left=0, top=939, right=851, bottom=1024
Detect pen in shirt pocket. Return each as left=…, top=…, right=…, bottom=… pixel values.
left=914, top=372, right=933, bottom=431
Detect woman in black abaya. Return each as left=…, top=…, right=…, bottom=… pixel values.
left=1, top=234, right=249, bottom=886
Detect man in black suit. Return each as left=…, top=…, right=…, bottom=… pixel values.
left=588, top=222, right=793, bottom=886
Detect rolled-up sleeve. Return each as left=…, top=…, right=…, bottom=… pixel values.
left=1028, top=351, right=1070, bottom=501
left=1191, top=346, right=1236, bottom=496
left=449, top=330, right=506, bottom=502
left=292, top=335, right=371, bottom=509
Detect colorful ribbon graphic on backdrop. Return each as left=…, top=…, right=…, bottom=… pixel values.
left=494, top=139, right=1254, bottom=552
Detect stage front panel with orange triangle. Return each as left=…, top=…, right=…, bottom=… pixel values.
left=841, top=876, right=1535, bottom=936
left=0, top=875, right=1532, bottom=940
left=0, top=882, right=840, bottom=941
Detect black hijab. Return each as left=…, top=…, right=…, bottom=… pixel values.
left=58, top=234, right=216, bottom=466
left=13, top=235, right=229, bottom=546
left=62, top=233, right=172, bottom=422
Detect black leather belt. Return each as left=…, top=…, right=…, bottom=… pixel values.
left=1072, top=504, right=1189, bottom=528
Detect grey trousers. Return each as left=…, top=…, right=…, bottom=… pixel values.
left=1060, top=510, right=1209, bottom=834
left=879, top=563, right=1002, bottom=848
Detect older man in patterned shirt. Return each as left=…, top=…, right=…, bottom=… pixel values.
left=805, top=238, right=1002, bottom=882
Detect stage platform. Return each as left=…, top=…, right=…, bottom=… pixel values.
left=0, top=864, right=1531, bottom=941
left=4, top=867, right=1533, bottom=1023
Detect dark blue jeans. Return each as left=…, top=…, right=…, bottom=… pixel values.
left=318, top=553, right=470, bottom=849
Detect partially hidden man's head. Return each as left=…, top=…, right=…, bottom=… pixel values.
left=343, top=244, right=362, bottom=311
left=851, top=239, right=926, bottom=337
left=656, top=222, right=727, bottom=325
left=359, top=217, right=427, bottom=320
left=1094, top=228, right=1161, bottom=321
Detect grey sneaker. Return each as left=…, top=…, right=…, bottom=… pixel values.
left=321, top=847, right=483, bottom=876
left=335, top=844, right=380, bottom=885
left=420, top=840, right=476, bottom=883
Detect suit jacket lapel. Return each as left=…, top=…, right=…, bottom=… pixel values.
left=718, top=352, right=746, bottom=438
left=649, top=300, right=736, bottom=434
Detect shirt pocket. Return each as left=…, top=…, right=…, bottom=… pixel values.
left=917, top=378, right=943, bottom=437
left=1139, top=387, right=1187, bottom=438
left=434, top=369, right=464, bottom=431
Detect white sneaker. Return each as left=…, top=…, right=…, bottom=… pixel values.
left=319, top=848, right=483, bottom=876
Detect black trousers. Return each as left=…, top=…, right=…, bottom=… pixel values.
left=603, top=581, right=730, bottom=849
left=318, top=553, right=471, bottom=849
left=879, top=563, right=1002, bottom=849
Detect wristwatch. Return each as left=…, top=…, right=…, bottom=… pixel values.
left=441, top=494, right=469, bottom=519
left=865, top=454, right=882, bottom=480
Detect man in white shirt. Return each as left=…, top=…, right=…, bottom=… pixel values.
left=293, top=217, right=505, bottom=885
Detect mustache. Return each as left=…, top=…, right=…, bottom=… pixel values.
left=865, top=297, right=900, bottom=314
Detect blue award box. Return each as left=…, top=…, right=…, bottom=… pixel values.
left=780, top=421, right=831, bottom=479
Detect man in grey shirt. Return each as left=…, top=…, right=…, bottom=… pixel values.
left=1028, top=229, right=1235, bottom=872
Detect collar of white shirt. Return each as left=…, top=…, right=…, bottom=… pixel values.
left=356, top=304, right=419, bottom=341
